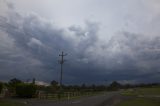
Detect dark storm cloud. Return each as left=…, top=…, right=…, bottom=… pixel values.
left=0, top=1, right=160, bottom=84
left=98, top=32, right=160, bottom=83
left=0, top=3, right=101, bottom=83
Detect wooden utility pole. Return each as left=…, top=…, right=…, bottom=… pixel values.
left=59, top=51, right=67, bottom=89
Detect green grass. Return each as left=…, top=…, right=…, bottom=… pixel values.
left=122, top=86, right=160, bottom=96
left=116, top=97, right=160, bottom=106
left=0, top=100, right=26, bottom=106
left=120, top=87, right=160, bottom=106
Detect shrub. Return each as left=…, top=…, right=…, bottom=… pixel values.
left=107, top=81, right=122, bottom=91
left=16, top=83, right=36, bottom=98
left=0, top=82, right=3, bottom=93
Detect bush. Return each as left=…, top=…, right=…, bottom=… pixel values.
left=0, top=82, right=3, bottom=93
left=107, top=81, right=122, bottom=91
left=16, top=83, right=36, bottom=98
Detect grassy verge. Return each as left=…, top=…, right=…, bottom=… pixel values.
left=0, top=100, right=26, bottom=106
left=119, top=86, right=160, bottom=106
left=121, top=86, right=160, bottom=96
left=116, top=97, right=160, bottom=106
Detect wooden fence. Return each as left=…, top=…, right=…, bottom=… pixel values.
left=37, top=91, right=100, bottom=100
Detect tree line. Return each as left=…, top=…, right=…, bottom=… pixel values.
left=0, top=78, right=160, bottom=98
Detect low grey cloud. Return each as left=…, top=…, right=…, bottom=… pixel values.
left=0, top=2, right=100, bottom=83
left=0, top=1, right=160, bottom=84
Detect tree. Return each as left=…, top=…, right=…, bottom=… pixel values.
left=51, top=80, right=58, bottom=86
left=16, top=83, right=36, bottom=98
left=9, top=78, right=22, bottom=87
left=8, top=78, right=22, bottom=93
left=108, top=81, right=122, bottom=91
left=50, top=80, right=59, bottom=92
left=81, top=83, right=86, bottom=89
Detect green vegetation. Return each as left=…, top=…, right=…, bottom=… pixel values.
left=136, top=87, right=160, bottom=95
left=7, top=78, right=22, bottom=94
left=107, top=81, right=122, bottom=91
left=16, top=83, right=36, bottom=98
left=0, top=82, right=3, bottom=93
left=117, top=97, right=160, bottom=106
left=120, top=86, right=160, bottom=106
left=122, top=86, right=160, bottom=96
left=1, top=78, right=160, bottom=101
left=0, top=100, right=25, bottom=106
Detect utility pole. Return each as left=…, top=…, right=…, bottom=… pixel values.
left=59, top=51, right=67, bottom=89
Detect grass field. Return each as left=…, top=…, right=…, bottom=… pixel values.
left=116, top=97, right=160, bottom=106
left=0, top=100, right=26, bottom=106
left=118, top=86, right=160, bottom=106
left=122, top=86, right=160, bottom=96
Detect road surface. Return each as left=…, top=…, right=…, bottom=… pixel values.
left=25, top=92, right=121, bottom=106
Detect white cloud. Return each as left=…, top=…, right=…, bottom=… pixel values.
left=0, top=31, right=15, bottom=51
left=27, top=38, right=43, bottom=47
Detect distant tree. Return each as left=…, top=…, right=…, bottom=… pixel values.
left=96, top=85, right=106, bottom=91
left=123, top=84, right=132, bottom=89
left=81, top=83, right=86, bottom=89
left=51, top=80, right=58, bottom=86
left=91, top=84, right=96, bottom=91
left=50, top=80, right=59, bottom=92
left=73, top=85, right=80, bottom=91
left=8, top=78, right=22, bottom=93
left=9, top=78, right=22, bottom=87
left=108, top=81, right=122, bottom=91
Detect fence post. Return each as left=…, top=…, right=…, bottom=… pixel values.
left=67, top=92, right=70, bottom=100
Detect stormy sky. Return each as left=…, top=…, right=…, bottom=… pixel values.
left=0, top=0, right=160, bottom=84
